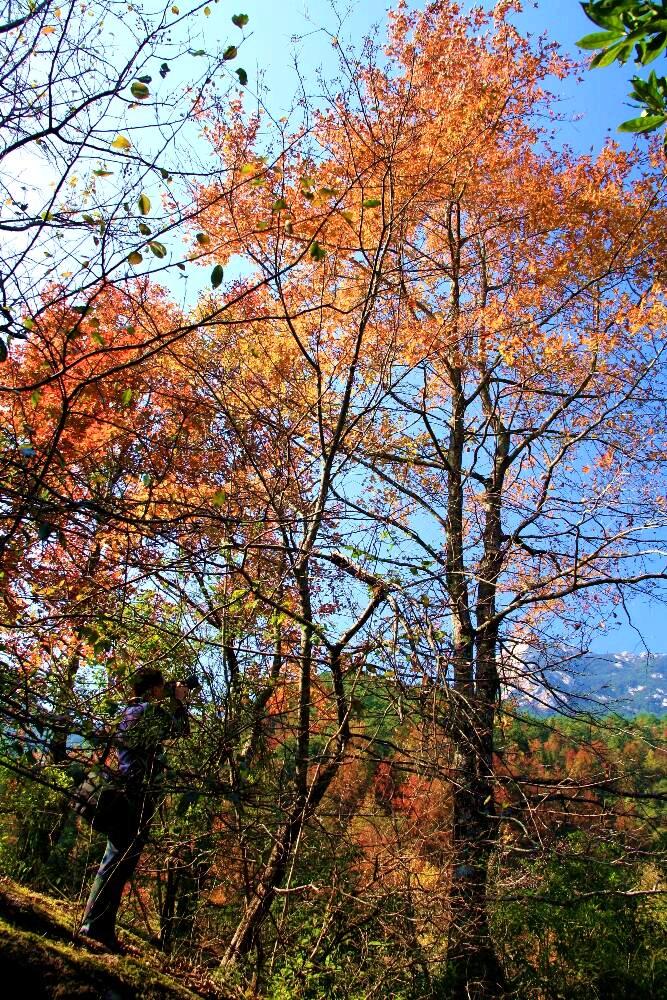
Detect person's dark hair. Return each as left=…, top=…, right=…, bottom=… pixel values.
left=131, top=667, right=164, bottom=698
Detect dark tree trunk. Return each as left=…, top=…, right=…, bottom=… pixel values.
left=447, top=694, right=505, bottom=999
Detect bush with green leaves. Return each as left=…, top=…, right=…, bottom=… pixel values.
left=495, top=832, right=667, bottom=999
left=578, top=1, right=667, bottom=146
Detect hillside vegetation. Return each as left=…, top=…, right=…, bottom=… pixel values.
left=1, top=713, right=665, bottom=999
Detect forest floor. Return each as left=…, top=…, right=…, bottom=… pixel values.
left=0, top=876, right=229, bottom=999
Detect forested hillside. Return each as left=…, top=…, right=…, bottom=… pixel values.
left=0, top=708, right=665, bottom=997
left=1, top=1, right=666, bottom=997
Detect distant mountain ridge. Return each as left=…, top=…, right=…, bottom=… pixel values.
left=508, top=651, right=667, bottom=717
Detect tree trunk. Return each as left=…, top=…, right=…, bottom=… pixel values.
left=442, top=330, right=508, bottom=995
left=447, top=693, right=504, bottom=998
left=221, top=816, right=298, bottom=964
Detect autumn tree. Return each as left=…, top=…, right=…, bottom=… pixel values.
left=187, top=1, right=667, bottom=993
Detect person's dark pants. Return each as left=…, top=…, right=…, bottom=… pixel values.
left=81, top=792, right=155, bottom=943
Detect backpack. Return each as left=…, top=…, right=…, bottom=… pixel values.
left=72, top=767, right=124, bottom=833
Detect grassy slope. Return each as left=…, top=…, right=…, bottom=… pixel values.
left=0, top=877, right=226, bottom=999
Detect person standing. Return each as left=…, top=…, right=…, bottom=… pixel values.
left=77, top=667, right=189, bottom=951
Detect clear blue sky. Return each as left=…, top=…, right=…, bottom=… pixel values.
left=220, top=2, right=664, bottom=654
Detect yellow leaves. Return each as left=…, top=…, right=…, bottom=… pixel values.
left=111, top=135, right=132, bottom=151
left=130, top=80, right=150, bottom=100
left=42, top=25, right=56, bottom=35
left=137, top=192, right=151, bottom=216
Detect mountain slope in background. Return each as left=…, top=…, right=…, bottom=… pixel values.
left=509, top=652, right=667, bottom=716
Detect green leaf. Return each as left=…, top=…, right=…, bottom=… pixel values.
left=139, top=222, right=151, bottom=235
left=580, top=3, right=624, bottom=31
left=576, top=30, right=623, bottom=50
left=309, top=241, right=326, bottom=262
left=127, top=250, right=143, bottom=265
left=236, top=67, right=248, bottom=86
left=149, top=241, right=167, bottom=258
left=362, top=197, right=381, bottom=208
left=196, top=232, right=211, bottom=245
left=211, top=488, right=227, bottom=506
left=31, top=389, right=41, bottom=406
left=232, top=13, right=249, bottom=28
left=0, top=338, right=6, bottom=363
left=272, top=198, right=288, bottom=211
left=137, top=192, right=151, bottom=216
left=130, top=80, right=150, bottom=100
left=211, top=264, right=224, bottom=288
left=590, top=39, right=633, bottom=67
left=189, top=48, right=206, bottom=56
left=223, top=45, right=238, bottom=61
left=93, top=169, right=113, bottom=177
left=120, top=387, right=133, bottom=406
left=638, top=31, right=667, bottom=66
left=22, top=317, right=36, bottom=331
left=618, top=112, right=667, bottom=132
left=37, top=522, right=55, bottom=541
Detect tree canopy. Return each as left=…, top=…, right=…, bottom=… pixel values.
left=1, top=2, right=666, bottom=998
